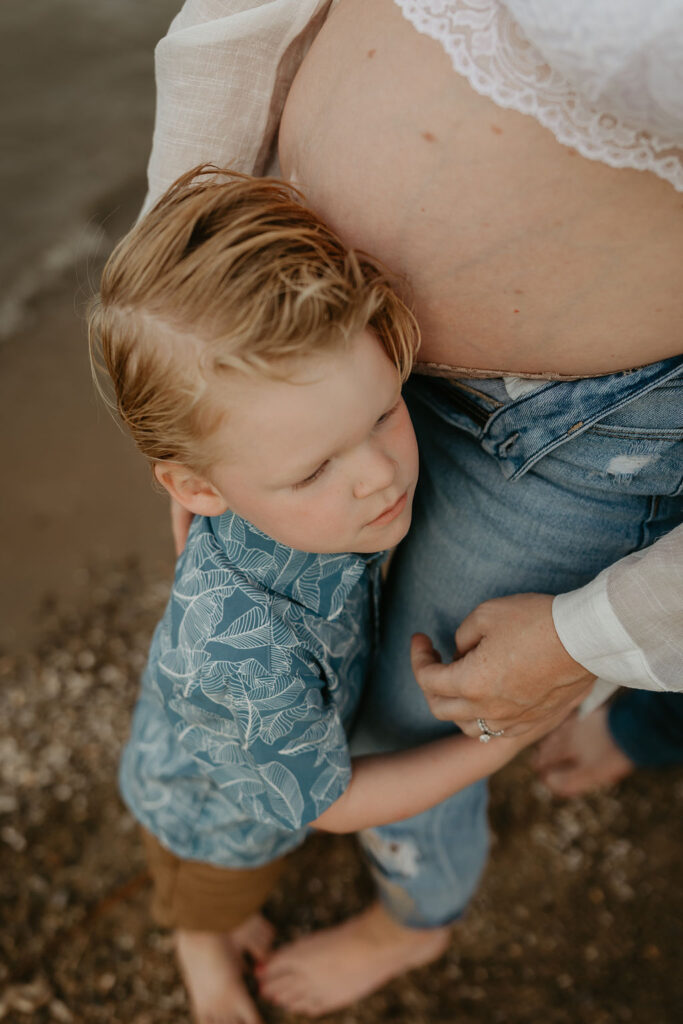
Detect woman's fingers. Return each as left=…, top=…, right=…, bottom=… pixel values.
left=409, top=632, right=442, bottom=678
left=453, top=606, right=486, bottom=655
left=415, top=595, right=595, bottom=733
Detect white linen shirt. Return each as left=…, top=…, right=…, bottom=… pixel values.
left=141, top=0, right=683, bottom=695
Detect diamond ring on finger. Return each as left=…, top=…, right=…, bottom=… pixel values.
left=477, top=717, right=505, bottom=743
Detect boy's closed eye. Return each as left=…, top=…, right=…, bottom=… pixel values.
left=294, top=460, right=330, bottom=489
left=293, top=400, right=402, bottom=490
left=374, top=400, right=401, bottom=428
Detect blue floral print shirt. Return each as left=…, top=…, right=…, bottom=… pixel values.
left=119, top=510, right=383, bottom=867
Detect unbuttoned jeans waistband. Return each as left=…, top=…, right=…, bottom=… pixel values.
left=408, top=355, right=683, bottom=481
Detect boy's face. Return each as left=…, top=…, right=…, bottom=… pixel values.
left=203, top=329, right=419, bottom=553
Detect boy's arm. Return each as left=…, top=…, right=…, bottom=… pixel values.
left=312, top=632, right=568, bottom=834
left=311, top=729, right=528, bottom=833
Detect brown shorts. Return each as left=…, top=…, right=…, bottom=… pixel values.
left=140, top=828, right=285, bottom=932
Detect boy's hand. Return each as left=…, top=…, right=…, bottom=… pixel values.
left=410, top=593, right=595, bottom=740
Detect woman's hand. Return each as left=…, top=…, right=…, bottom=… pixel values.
left=170, top=498, right=194, bottom=556
left=410, top=593, right=596, bottom=739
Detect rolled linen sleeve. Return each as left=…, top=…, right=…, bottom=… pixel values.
left=553, top=525, right=683, bottom=695
left=142, top=0, right=332, bottom=213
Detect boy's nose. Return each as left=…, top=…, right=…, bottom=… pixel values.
left=353, top=445, right=396, bottom=499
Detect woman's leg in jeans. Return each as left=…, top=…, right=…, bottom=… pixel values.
left=258, top=374, right=682, bottom=1013
left=351, top=384, right=683, bottom=928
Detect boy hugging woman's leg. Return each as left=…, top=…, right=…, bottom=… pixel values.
left=90, top=168, right=545, bottom=1022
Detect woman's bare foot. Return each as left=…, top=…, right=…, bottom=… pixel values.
left=533, top=707, right=634, bottom=797
left=175, top=914, right=274, bottom=1024
left=257, top=900, right=449, bottom=1017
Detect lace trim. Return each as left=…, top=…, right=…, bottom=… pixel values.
left=394, top=0, right=683, bottom=192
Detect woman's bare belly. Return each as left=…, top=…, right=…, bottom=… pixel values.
left=279, top=0, right=683, bottom=376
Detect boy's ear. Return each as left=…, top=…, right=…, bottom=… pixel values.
left=154, top=462, right=229, bottom=517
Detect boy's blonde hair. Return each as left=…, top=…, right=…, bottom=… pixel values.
left=89, top=166, right=419, bottom=473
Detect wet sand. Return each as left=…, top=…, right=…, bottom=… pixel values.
left=2, top=571, right=682, bottom=1023
left=1, top=1, right=180, bottom=651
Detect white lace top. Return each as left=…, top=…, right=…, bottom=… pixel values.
left=395, top=0, right=683, bottom=191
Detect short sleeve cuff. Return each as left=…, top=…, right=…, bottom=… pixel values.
left=552, top=576, right=662, bottom=691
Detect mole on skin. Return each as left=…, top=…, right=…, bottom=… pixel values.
left=421, top=131, right=437, bottom=143
left=367, top=48, right=376, bottom=58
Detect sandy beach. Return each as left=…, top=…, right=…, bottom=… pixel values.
left=1, top=0, right=178, bottom=654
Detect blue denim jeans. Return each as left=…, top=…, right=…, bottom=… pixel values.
left=350, top=355, right=683, bottom=928
left=609, top=690, right=683, bottom=767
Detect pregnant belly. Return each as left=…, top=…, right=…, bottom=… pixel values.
left=280, top=0, right=683, bottom=376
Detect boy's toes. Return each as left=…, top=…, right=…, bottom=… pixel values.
left=196, top=995, right=263, bottom=1024
left=259, top=967, right=303, bottom=1005
left=213, top=1015, right=259, bottom=1024
left=174, top=928, right=264, bottom=1024
left=198, top=1008, right=259, bottom=1024
left=259, top=960, right=330, bottom=1015
left=284, top=991, right=327, bottom=1018
left=232, top=913, right=275, bottom=962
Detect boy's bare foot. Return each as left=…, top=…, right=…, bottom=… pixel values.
left=257, top=900, right=449, bottom=1017
left=175, top=914, right=274, bottom=1024
left=231, top=913, right=275, bottom=963
left=533, top=707, right=634, bottom=797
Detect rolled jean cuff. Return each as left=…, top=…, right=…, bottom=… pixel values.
left=374, top=881, right=466, bottom=930
left=607, top=690, right=683, bottom=768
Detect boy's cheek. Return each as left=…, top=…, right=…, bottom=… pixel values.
left=402, top=427, right=420, bottom=484
left=276, top=500, right=344, bottom=551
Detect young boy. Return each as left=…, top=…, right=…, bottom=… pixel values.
left=90, top=167, right=550, bottom=1024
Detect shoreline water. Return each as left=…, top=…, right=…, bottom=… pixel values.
left=1, top=1, right=178, bottom=651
